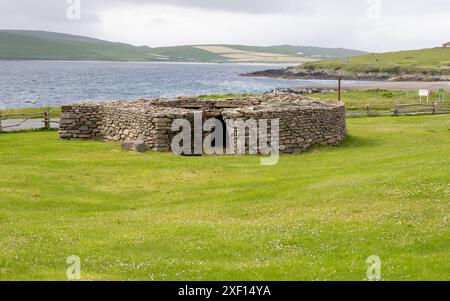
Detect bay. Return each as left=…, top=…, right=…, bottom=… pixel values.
left=0, top=61, right=365, bottom=109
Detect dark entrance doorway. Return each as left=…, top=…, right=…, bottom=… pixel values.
left=213, top=115, right=228, bottom=152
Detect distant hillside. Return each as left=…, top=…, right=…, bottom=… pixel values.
left=301, top=48, right=450, bottom=72
left=0, top=30, right=367, bottom=63
left=0, top=30, right=165, bottom=61
left=244, top=48, right=450, bottom=81
left=220, top=44, right=367, bottom=59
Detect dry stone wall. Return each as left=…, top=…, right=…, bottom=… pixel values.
left=59, top=94, right=346, bottom=154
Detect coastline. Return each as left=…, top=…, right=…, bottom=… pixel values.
left=242, top=66, right=450, bottom=82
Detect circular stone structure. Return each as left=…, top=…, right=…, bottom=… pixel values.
left=59, top=93, right=346, bottom=154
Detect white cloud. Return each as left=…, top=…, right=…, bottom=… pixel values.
left=0, top=0, right=449, bottom=52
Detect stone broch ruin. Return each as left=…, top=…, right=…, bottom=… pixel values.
left=59, top=93, right=346, bottom=154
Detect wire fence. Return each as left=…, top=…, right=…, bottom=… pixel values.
left=345, top=101, right=450, bottom=117
left=1, top=101, right=449, bottom=132
left=0, top=110, right=60, bottom=132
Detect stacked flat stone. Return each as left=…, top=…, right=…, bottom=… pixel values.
left=59, top=93, right=346, bottom=154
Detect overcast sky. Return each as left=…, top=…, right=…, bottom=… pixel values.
left=1, top=0, right=449, bottom=52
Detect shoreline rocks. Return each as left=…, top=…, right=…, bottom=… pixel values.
left=242, top=67, right=450, bottom=82
left=266, top=87, right=337, bottom=95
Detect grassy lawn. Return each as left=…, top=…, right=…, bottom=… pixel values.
left=313, top=89, right=450, bottom=110
left=1, top=106, right=61, bottom=118
left=198, top=90, right=450, bottom=112
left=0, top=115, right=449, bottom=281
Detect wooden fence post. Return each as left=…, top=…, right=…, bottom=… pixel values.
left=433, top=102, right=438, bottom=115
left=394, top=101, right=399, bottom=116
left=0, top=110, right=2, bottom=133
left=366, top=105, right=370, bottom=116
left=338, top=77, right=342, bottom=102
left=44, top=111, right=50, bottom=129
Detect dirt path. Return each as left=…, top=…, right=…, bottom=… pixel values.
left=301, top=81, right=450, bottom=91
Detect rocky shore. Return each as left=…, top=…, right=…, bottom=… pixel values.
left=243, top=66, right=450, bottom=82
left=265, top=87, right=337, bottom=94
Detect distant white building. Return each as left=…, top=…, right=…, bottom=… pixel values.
left=443, top=42, right=450, bottom=48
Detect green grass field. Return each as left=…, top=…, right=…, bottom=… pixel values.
left=299, top=48, right=450, bottom=75
left=313, top=89, right=450, bottom=110
left=0, top=115, right=449, bottom=280
left=3, top=90, right=447, bottom=116
left=0, top=106, right=61, bottom=119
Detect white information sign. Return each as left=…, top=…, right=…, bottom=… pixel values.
left=419, top=90, right=430, bottom=103
left=419, top=90, right=430, bottom=97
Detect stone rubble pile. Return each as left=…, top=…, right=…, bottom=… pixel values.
left=266, top=87, right=337, bottom=94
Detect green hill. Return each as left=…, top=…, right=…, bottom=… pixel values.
left=0, top=30, right=367, bottom=63
left=246, top=47, right=450, bottom=81
left=301, top=48, right=450, bottom=73
left=0, top=30, right=162, bottom=61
